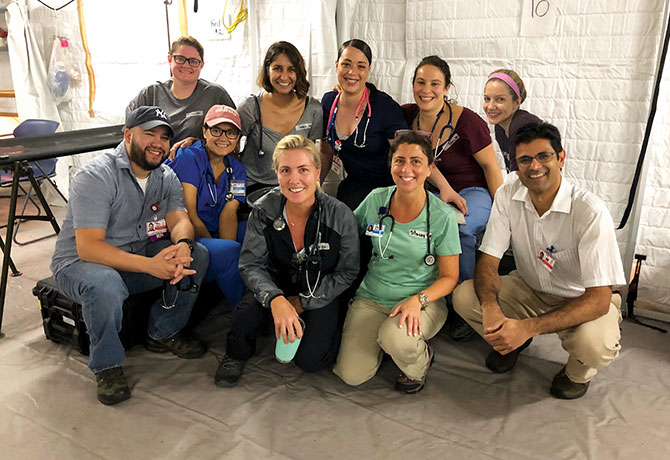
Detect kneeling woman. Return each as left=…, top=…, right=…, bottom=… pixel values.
left=215, top=135, right=360, bottom=387
left=167, top=105, right=247, bottom=307
left=334, top=131, right=460, bottom=393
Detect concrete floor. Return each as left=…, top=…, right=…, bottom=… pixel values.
left=1, top=197, right=669, bottom=460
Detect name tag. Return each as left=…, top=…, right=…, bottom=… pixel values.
left=295, top=123, right=312, bottom=131
left=147, top=218, right=169, bottom=241
left=185, top=110, right=203, bottom=118
left=331, top=154, right=343, bottom=174
left=317, top=242, right=330, bottom=251
left=365, top=223, right=384, bottom=237
left=231, top=180, right=245, bottom=196
left=537, top=248, right=554, bottom=272
left=409, top=229, right=428, bottom=239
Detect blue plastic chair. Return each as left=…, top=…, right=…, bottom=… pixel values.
left=0, top=119, right=65, bottom=245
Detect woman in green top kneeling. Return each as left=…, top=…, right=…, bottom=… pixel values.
left=334, top=130, right=461, bottom=393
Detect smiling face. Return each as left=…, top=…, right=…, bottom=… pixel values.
left=412, top=65, right=449, bottom=114
left=203, top=122, right=239, bottom=159
left=335, top=46, right=370, bottom=95
left=516, top=138, right=565, bottom=199
left=276, top=148, right=320, bottom=207
left=483, top=79, right=520, bottom=128
left=390, top=143, right=433, bottom=194
left=268, top=53, right=297, bottom=95
left=168, top=45, right=203, bottom=86
left=126, top=125, right=170, bottom=175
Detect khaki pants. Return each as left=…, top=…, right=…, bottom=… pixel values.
left=334, top=296, right=447, bottom=385
left=453, top=271, right=622, bottom=383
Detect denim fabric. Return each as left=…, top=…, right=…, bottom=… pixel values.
left=458, top=186, right=492, bottom=283
left=54, top=239, right=209, bottom=373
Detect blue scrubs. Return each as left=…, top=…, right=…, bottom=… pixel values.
left=167, top=142, right=247, bottom=306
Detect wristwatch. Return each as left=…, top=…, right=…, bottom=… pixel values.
left=418, top=292, right=430, bottom=310
left=177, top=238, right=194, bottom=252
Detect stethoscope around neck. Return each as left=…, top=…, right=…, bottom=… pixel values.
left=416, top=101, right=457, bottom=160
left=374, top=188, right=436, bottom=266
left=326, top=86, right=372, bottom=150
left=272, top=197, right=325, bottom=299
left=205, top=156, right=235, bottom=207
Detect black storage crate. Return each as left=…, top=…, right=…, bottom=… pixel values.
left=33, top=276, right=160, bottom=355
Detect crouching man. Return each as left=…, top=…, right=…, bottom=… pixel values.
left=50, top=106, right=209, bottom=405
left=453, top=122, right=625, bottom=399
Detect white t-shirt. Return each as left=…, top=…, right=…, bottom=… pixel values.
left=480, top=175, right=626, bottom=298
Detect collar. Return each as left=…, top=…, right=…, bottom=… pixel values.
left=512, top=175, right=573, bottom=215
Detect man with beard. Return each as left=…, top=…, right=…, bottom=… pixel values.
left=453, top=122, right=625, bottom=399
left=51, top=106, right=209, bottom=405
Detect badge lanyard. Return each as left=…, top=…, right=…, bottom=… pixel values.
left=326, top=87, right=372, bottom=151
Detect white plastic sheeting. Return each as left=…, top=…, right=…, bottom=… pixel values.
left=3, top=0, right=669, bottom=310
left=337, top=0, right=670, bottom=313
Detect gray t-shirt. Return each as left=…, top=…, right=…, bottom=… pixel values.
left=50, top=142, right=186, bottom=275
left=238, top=95, right=324, bottom=187
left=126, top=78, right=235, bottom=144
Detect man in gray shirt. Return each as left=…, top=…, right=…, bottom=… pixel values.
left=51, top=106, right=209, bottom=406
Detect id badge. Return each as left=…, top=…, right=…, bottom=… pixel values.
left=365, top=223, right=385, bottom=237
left=231, top=180, right=245, bottom=197
left=537, top=248, right=555, bottom=272
left=331, top=154, right=343, bottom=174
left=147, top=218, right=169, bottom=241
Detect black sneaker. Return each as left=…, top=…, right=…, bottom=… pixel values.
left=445, top=314, right=476, bottom=342
left=95, top=366, right=131, bottom=406
left=146, top=332, right=207, bottom=359
left=485, top=338, right=533, bottom=373
left=550, top=367, right=590, bottom=400
left=395, top=344, right=434, bottom=394
left=215, top=354, right=246, bottom=388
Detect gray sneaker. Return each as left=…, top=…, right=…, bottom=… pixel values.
left=145, top=332, right=207, bottom=359
left=214, top=354, right=246, bottom=387
left=95, top=366, right=131, bottom=405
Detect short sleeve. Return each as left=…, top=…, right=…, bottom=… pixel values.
left=163, top=167, right=187, bottom=212
left=70, top=168, right=114, bottom=230
left=380, top=94, right=408, bottom=139
left=167, top=145, right=204, bottom=187
left=307, top=98, right=324, bottom=140
left=432, top=202, right=461, bottom=256
left=478, top=183, right=513, bottom=258
left=459, top=108, right=493, bottom=155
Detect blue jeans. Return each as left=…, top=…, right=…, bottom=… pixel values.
left=199, top=221, right=246, bottom=307
left=54, top=239, right=209, bottom=373
left=458, top=186, right=492, bottom=283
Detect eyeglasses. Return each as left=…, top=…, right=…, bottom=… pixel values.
left=517, top=151, right=557, bottom=166
left=172, top=54, right=202, bottom=67
left=207, top=126, right=241, bottom=140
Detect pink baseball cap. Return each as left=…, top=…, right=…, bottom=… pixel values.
left=204, top=105, right=242, bottom=130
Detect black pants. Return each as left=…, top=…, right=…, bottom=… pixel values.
left=226, top=291, right=341, bottom=373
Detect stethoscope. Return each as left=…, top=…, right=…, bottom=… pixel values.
left=272, top=198, right=324, bottom=299
left=326, top=86, right=372, bottom=151
left=415, top=102, right=457, bottom=161
left=252, top=94, right=311, bottom=157
left=205, top=156, right=235, bottom=207
left=373, top=189, right=436, bottom=266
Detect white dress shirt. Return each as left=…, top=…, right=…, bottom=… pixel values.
left=480, top=175, right=626, bottom=298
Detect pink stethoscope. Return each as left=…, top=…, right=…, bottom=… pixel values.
left=325, top=87, right=372, bottom=151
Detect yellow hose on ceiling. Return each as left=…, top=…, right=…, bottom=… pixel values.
left=178, top=0, right=188, bottom=36
left=76, top=0, right=95, bottom=117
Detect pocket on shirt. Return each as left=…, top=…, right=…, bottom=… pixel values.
left=549, top=248, right=580, bottom=281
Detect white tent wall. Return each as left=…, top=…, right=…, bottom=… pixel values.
left=3, top=0, right=669, bottom=313
left=338, top=0, right=670, bottom=314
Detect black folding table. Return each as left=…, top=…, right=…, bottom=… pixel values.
left=0, top=125, right=123, bottom=337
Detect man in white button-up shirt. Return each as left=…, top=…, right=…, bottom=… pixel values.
left=453, top=122, right=626, bottom=399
